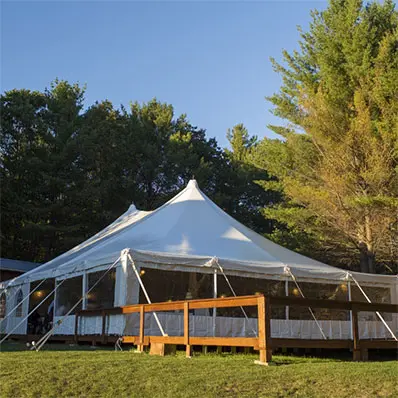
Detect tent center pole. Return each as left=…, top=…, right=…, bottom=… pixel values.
left=348, top=280, right=353, bottom=340
left=213, top=269, right=217, bottom=337
left=285, top=278, right=289, bottom=320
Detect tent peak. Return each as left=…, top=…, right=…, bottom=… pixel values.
left=127, top=203, right=137, bottom=212
left=187, top=179, right=199, bottom=189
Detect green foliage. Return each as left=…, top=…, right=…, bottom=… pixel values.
left=259, top=0, right=398, bottom=273
left=225, top=124, right=257, bottom=162
left=0, top=84, right=277, bottom=262
left=219, top=124, right=279, bottom=234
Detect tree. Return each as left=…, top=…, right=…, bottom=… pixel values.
left=126, top=99, right=229, bottom=209
left=37, top=80, right=85, bottom=260
left=1, top=88, right=233, bottom=263
left=257, top=0, right=398, bottom=273
left=74, top=100, right=137, bottom=235
left=0, top=89, right=48, bottom=260
left=225, top=124, right=256, bottom=162
left=1, top=81, right=87, bottom=261
left=217, top=124, right=279, bottom=235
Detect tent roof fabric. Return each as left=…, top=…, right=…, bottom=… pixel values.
left=0, top=258, right=41, bottom=273
left=16, top=203, right=151, bottom=281
left=6, top=180, right=397, bottom=287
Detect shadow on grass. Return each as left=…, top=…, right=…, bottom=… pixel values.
left=189, top=350, right=345, bottom=365
left=1, top=341, right=396, bottom=364
left=0, top=341, right=115, bottom=352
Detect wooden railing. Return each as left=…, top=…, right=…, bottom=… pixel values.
left=75, top=295, right=398, bottom=364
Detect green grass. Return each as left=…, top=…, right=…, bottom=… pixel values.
left=1, top=343, right=397, bottom=398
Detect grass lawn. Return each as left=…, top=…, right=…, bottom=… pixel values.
left=0, top=342, right=397, bottom=397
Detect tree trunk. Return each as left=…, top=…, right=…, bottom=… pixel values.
left=359, top=243, right=376, bottom=274
left=365, top=215, right=376, bottom=274
left=188, top=272, right=200, bottom=299
left=359, top=242, right=370, bottom=273
left=188, top=272, right=208, bottom=299
left=367, top=249, right=376, bottom=274
left=358, top=215, right=376, bottom=274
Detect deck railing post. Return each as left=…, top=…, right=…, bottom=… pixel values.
left=138, top=305, right=145, bottom=352
left=184, top=301, right=191, bottom=357
left=352, top=305, right=361, bottom=361
left=265, top=297, right=272, bottom=362
left=256, top=295, right=272, bottom=365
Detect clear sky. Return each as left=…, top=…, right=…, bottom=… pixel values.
left=1, top=1, right=327, bottom=147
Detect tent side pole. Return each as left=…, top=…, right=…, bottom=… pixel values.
left=34, top=257, right=121, bottom=351
left=285, top=278, right=289, bottom=320
left=348, top=281, right=353, bottom=340
left=213, top=269, right=217, bottom=337
left=53, top=280, right=58, bottom=321
left=82, top=273, right=88, bottom=310
left=349, top=274, right=397, bottom=341
left=1, top=279, right=47, bottom=324
left=392, top=283, right=398, bottom=338
left=286, top=268, right=327, bottom=340
left=127, top=252, right=166, bottom=337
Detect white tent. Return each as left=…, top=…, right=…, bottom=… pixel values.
left=2, top=179, right=397, bottom=338
left=7, top=202, right=152, bottom=284
left=6, top=179, right=397, bottom=287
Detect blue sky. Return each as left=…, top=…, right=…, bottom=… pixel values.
left=1, top=1, right=327, bottom=147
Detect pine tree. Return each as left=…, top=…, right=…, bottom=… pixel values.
left=0, top=89, right=48, bottom=260
left=257, top=0, right=398, bottom=273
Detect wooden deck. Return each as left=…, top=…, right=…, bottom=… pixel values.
left=3, top=295, right=397, bottom=363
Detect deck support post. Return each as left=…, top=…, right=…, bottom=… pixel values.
left=184, top=301, right=191, bottom=358
left=352, top=306, right=361, bottom=361
left=256, top=295, right=272, bottom=365
left=137, top=305, right=145, bottom=353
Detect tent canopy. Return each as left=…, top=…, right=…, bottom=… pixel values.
left=6, top=180, right=397, bottom=286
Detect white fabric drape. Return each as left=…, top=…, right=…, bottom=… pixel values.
left=54, top=313, right=397, bottom=340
